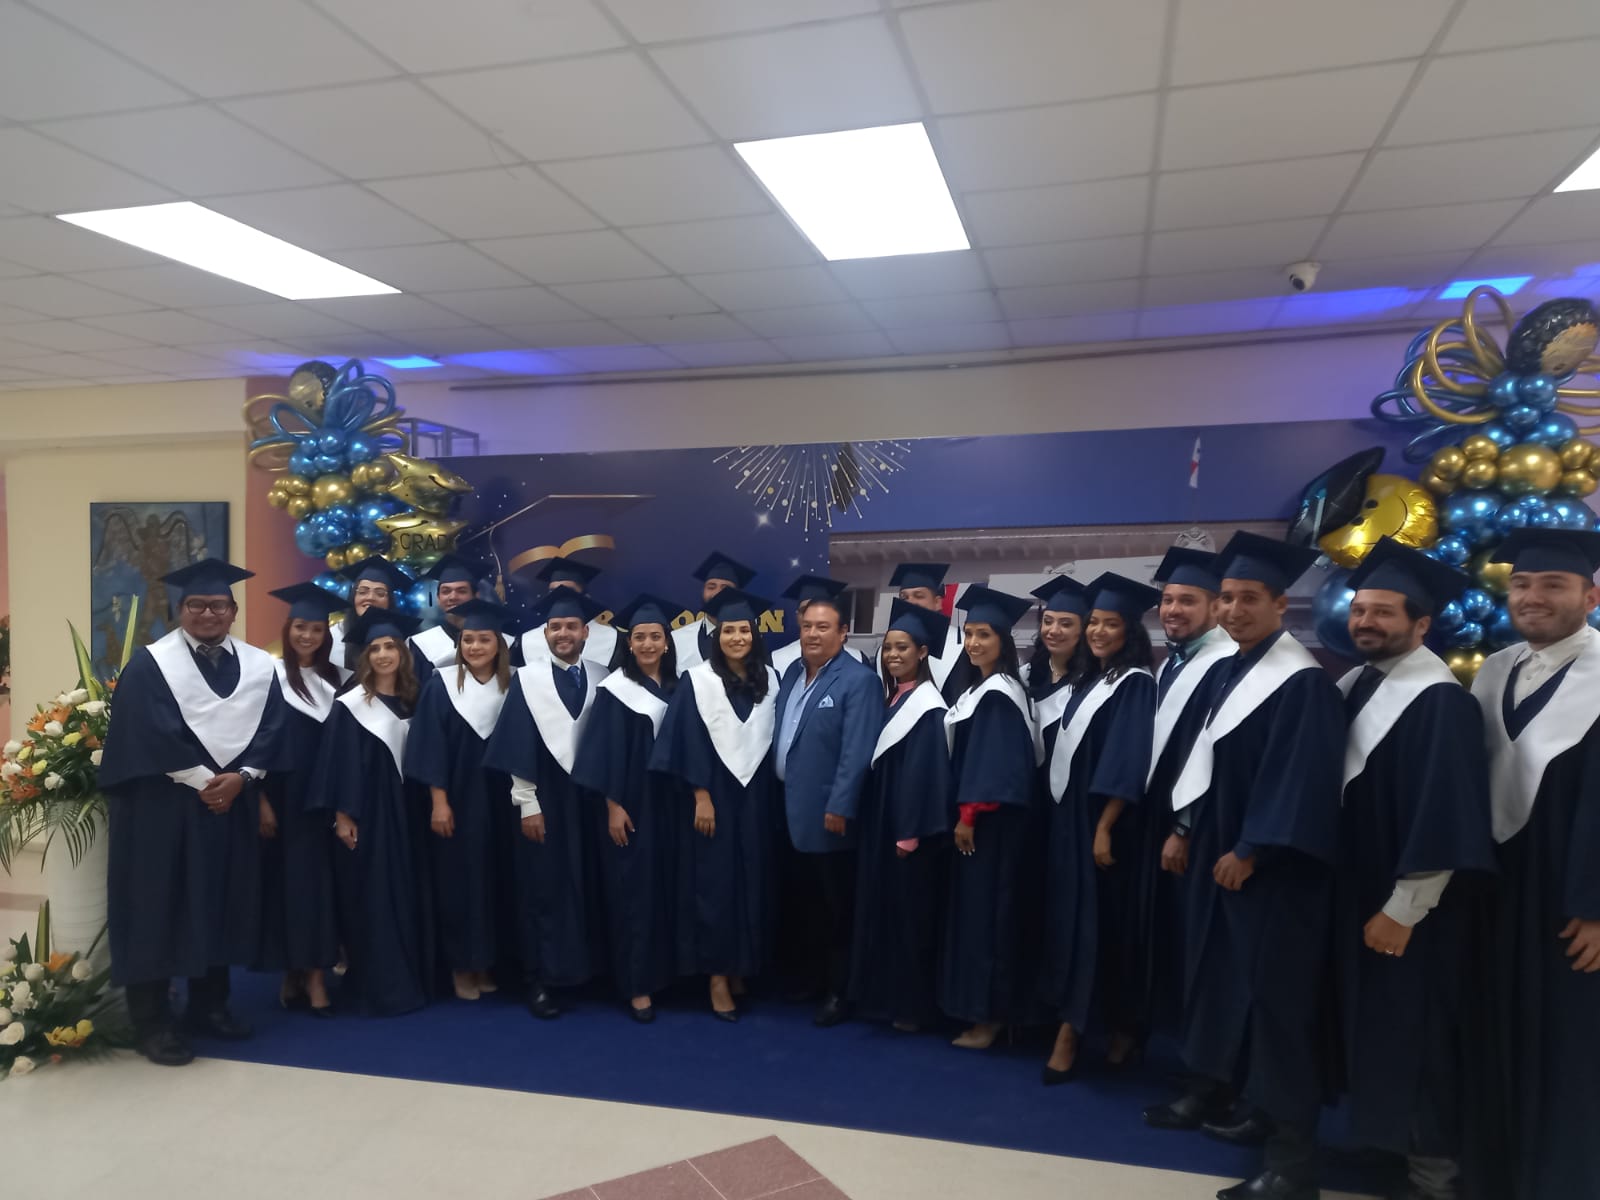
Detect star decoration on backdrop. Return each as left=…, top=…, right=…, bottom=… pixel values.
left=715, top=442, right=913, bottom=535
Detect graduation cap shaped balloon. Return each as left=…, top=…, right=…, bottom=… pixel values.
left=1285, top=446, right=1386, bottom=547
left=162, top=558, right=252, bottom=599
left=887, top=596, right=951, bottom=655
left=1030, top=575, right=1090, bottom=617
left=1347, top=537, right=1472, bottom=616
left=268, top=581, right=346, bottom=622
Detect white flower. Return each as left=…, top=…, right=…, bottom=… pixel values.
left=0, top=944, right=13, bottom=962
left=9, top=1055, right=35, bottom=1076
left=8, top=981, right=31, bottom=1010
left=70, top=961, right=91, bottom=982
left=90, top=750, right=103, bottom=767
left=2, top=740, right=19, bottom=756
left=21, top=963, right=43, bottom=982
left=77, top=700, right=107, bottom=717
left=0, top=1021, right=24, bottom=1045
left=42, top=721, right=63, bottom=737
left=0, top=1006, right=10, bottom=1024
left=0, top=762, right=20, bottom=780
left=66, top=689, right=90, bottom=706
left=43, top=774, right=63, bottom=792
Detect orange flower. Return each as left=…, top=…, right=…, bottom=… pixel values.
left=47, top=951, right=73, bottom=973
left=48, top=706, right=72, bottom=724
left=26, top=713, right=45, bottom=732
left=10, top=781, right=39, bottom=802
left=105, top=679, right=117, bottom=692
left=82, top=735, right=101, bottom=750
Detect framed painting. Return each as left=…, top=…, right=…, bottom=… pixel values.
left=89, top=502, right=229, bottom=677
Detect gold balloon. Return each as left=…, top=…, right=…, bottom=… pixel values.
left=1560, top=468, right=1598, bottom=497
left=1559, top=438, right=1597, bottom=469
left=311, top=473, right=356, bottom=510
left=281, top=473, right=313, bottom=497
left=374, top=511, right=468, bottom=571
left=287, top=365, right=330, bottom=420
left=1421, top=469, right=1457, bottom=497
left=1461, top=434, right=1500, bottom=461
left=382, top=453, right=472, bottom=513
left=285, top=496, right=315, bottom=519
left=1496, top=443, right=1563, bottom=497
left=353, top=459, right=397, bottom=492
left=1460, top=459, right=1499, bottom=490
left=342, top=540, right=373, bottom=563
left=1317, top=473, right=1439, bottom=569
left=1429, top=445, right=1467, bottom=482
left=266, top=486, right=289, bottom=509
left=1444, top=648, right=1487, bottom=686
left=325, top=548, right=347, bottom=572
left=1472, top=550, right=1512, bottom=598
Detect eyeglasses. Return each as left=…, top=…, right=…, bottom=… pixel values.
left=182, top=599, right=236, bottom=615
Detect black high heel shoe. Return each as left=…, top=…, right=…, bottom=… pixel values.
left=712, top=1005, right=740, bottom=1024
left=1041, top=1060, right=1079, bottom=1086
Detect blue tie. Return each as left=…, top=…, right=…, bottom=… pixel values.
left=568, top=665, right=583, bottom=686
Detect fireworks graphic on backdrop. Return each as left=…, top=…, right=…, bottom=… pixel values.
left=714, top=442, right=913, bottom=534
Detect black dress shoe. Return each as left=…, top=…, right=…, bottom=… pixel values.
left=1216, top=1169, right=1319, bottom=1199
left=183, top=1009, right=253, bottom=1041
left=712, top=1006, right=740, bottom=1023
left=1202, top=1111, right=1274, bottom=1146
left=527, top=987, right=560, bottom=1020
left=138, top=1029, right=195, bottom=1067
left=1143, top=1090, right=1234, bottom=1130
left=1040, top=1060, right=1079, bottom=1086
left=629, top=1004, right=656, bottom=1024
left=813, top=994, right=848, bottom=1027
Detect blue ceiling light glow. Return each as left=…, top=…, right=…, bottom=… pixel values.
left=1275, top=286, right=1430, bottom=327
left=1438, top=276, right=1532, bottom=300
left=376, top=355, right=441, bottom=369
left=450, top=350, right=572, bottom=375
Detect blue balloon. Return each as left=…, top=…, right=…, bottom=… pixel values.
left=1502, top=403, right=1542, bottom=433
left=1449, top=621, right=1484, bottom=648
left=405, top=581, right=435, bottom=613
left=1527, top=413, right=1579, bottom=447
left=321, top=504, right=355, bottom=544
left=1311, top=570, right=1358, bottom=660
left=1516, top=374, right=1558, bottom=410
left=318, top=430, right=347, bottom=454
left=1488, top=373, right=1521, bottom=409
left=1432, top=533, right=1473, bottom=566
left=1480, top=421, right=1518, bottom=450
left=1547, top=498, right=1594, bottom=531
left=1460, top=588, right=1494, bottom=623
left=1530, top=506, right=1563, bottom=529
left=346, top=434, right=376, bottom=464
left=313, top=571, right=350, bottom=600
left=312, top=453, right=343, bottom=476
left=1439, top=491, right=1502, bottom=544
left=1590, top=608, right=1600, bottom=632
left=1434, top=599, right=1465, bottom=633
left=1493, top=503, right=1532, bottom=537
left=1487, top=606, right=1517, bottom=647
left=288, top=448, right=316, bottom=476
left=294, top=517, right=323, bottom=556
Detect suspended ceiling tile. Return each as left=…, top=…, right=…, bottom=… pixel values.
left=471, top=231, right=668, bottom=285
left=313, top=0, right=623, bottom=71
left=935, top=94, right=1159, bottom=193
left=964, top=177, right=1151, bottom=247
left=368, top=169, right=603, bottom=241
left=0, top=2, right=186, bottom=120
left=1153, top=154, right=1364, bottom=231
left=543, top=146, right=771, bottom=227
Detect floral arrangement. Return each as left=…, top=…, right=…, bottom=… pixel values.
left=0, top=902, right=130, bottom=1078
left=0, top=607, right=136, bottom=872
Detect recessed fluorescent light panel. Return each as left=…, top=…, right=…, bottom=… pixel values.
left=377, top=356, right=441, bottom=369
left=1555, top=144, right=1600, bottom=193
left=1439, top=275, right=1532, bottom=300
left=734, top=123, right=969, bottom=261
left=55, top=201, right=398, bottom=300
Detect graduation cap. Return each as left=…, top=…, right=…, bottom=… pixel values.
left=955, top=584, right=1033, bottom=632
left=1347, top=538, right=1472, bottom=616
left=343, top=606, right=420, bottom=648
left=1490, top=528, right=1600, bottom=580
left=692, top=551, right=756, bottom=589
left=1030, top=575, right=1090, bottom=617
left=1087, top=572, right=1162, bottom=620
left=887, top=596, right=951, bottom=655
left=534, top=555, right=602, bottom=589
left=889, top=562, right=950, bottom=593
left=703, top=587, right=770, bottom=626
left=1214, top=531, right=1319, bottom=595
left=780, top=573, right=849, bottom=604
left=268, top=582, right=346, bottom=622
left=449, top=598, right=512, bottom=633
left=1154, top=547, right=1222, bottom=594
left=161, top=558, right=253, bottom=600
left=529, top=588, right=605, bottom=625
left=613, top=593, right=681, bottom=630
left=340, top=555, right=412, bottom=594
left=424, top=554, right=482, bottom=586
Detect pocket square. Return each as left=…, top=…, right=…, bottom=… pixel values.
left=817, top=695, right=835, bottom=709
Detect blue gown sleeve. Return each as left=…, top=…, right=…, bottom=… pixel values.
left=649, top=681, right=716, bottom=792
left=481, top=674, right=546, bottom=779
left=402, top=673, right=455, bottom=791
left=1236, top=667, right=1346, bottom=864
left=953, top=692, right=1036, bottom=808
left=304, top=704, right=369, bottom=819
left=572, top=690, right=630, bottom=802
left=1087, top=673, right=1156, bottom=805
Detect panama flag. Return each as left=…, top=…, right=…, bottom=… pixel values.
left=1188, top=437, right=1201, bottom=489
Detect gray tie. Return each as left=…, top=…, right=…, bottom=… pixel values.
left=199, top=642, right=224, bottom=666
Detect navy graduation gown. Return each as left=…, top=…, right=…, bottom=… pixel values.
left=1040, top=669, right=1157, bottom=1034
left=482, top=665, right=606, bottom=989
left=1172, top=634, right=1344, bottom=1132
left=1336, top=664, right=1496, bottom=1160
left=572, top=676, right=685, bottom=1000
left=938, top=677, right=1043, bottom=1025
left=308, top=692, right=433, bottom=1015
left=100, top=634, right=288, bottom=988
left=648, top=662, right=779, bottom=978
left=849, top=683, right=953, bottom=1026
left=255, top=664, right=340, bottom=972
left=404, top=670, right=513, bottom=974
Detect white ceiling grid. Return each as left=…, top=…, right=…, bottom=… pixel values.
left=0, top=0, right=1593, bottom=389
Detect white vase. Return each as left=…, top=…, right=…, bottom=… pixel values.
left=42, top=815, right=110, bottom=969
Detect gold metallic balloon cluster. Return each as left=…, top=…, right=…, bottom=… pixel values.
left=1316, top=474, right=1439, bottom=570
left=1420, top=436, right=1598, bottom=499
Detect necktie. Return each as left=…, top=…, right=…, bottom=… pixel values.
left=1344, top=664, right=1384, bottom=722
left=1158, top=647, right=1185, bottom=702
left=198, top=642, right=224, bottom=666
left=568, top=665, right=583, bottom=686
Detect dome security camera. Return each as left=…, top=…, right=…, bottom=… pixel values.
left=1286, top=261, right=1321, bottom=292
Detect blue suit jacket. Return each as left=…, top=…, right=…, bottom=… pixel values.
left=775, top=651, right=882, bottom=853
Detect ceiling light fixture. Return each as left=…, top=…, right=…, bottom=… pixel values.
left=734, top=123, right=969, bottom=261
left=55, top=201, right=399, bottom=300
left=1555, top=144, right=1600, bottom=193
left=377, top=355, right=441, bottom=369
left=1438, top=275, right=1532, bottom=300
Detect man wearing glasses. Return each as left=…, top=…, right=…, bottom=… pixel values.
left=98, top=559, right=289, bottom=1066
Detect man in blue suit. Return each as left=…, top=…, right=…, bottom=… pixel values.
left=774, top=575, right=882, bottom=1026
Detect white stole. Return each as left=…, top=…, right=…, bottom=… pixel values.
left=944, top=672, right=1043, bottom=765
left=600, top=672, right=670, bottom=736
left=337, top=689, right=409, bottom=774
left=672, top=620, right=711, bottom=669
left=872, top=681, right=946, bottom=766
left=927, top=626, right=963, bottom=689
left=273, top=659, right=337, bottom=724
left=516, top=660, right=604, bottom=774
left=146, top=631, right=275, bottom=769
left=1472, top=626, right=1600, bottom=842
left=686, top=662, right=777, bottom=786
left=1337, top=646, right=1457, bottom=788
left=1147, top=631, right=1237, bottom=784
left=1049, top=667, right=1154, bottom=802
left=1170, top=633, right=1319, bottom=812
left=440, top=670, right=508, bottom=740
left=1031, top=675, right=1075, bottom=733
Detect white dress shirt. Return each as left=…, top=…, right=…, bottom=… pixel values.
left=1512, top=624, right=1591, bottom=706
left=169, top=629, right=263, bottom=786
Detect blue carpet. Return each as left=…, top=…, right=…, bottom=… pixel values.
left=209, top=973, right=1382, bottom=1192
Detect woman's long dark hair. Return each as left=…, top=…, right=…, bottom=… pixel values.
left=948, top=626, right=1023, bottom=696
left=879, top=634, right=934, bottom=702
left=708, top=621, right=771, bottom=704
left=1095, top=617, right=1156, bottom=682
left=280, top=617, right=340, bottom=702
left=358, top=637, right=420, bottom=710
left=1024, top=613, right=1095, bottom=698
left=611, top=622, right=679, bottom=693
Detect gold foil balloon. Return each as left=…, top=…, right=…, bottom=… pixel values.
left=1472, top=550, right=1512, bottom=598
left=287, top=361, right=335, bottom=420
left=1560, top=468, right=1598, bottom=497
left=1496, top=443, right=1563, bottom=497
left=1317, top=473, right=1440, bottom=569
left=1461, top=434, right=1500, bottom=461
left=1460, top=459, right=1499, bottom=490
left=325, top=548, right=347, bottom=571
left=352, top=459, right=396, bottom=492
left=1429, top=445, right=1467, bottom=482
left=311, top=473, right=355, bottom=510
left=342, top=540, right=373, bottom=563
left=1445, top=648, right=1487, bottom=686
left=267, top=485, right=289, bottom=509
left=374, top=511, right=467, bottom=571
left=1421, top=469, right=1457, bottom=497
left=281, top=474, right=312, bottom=497
left=383, top=453, right=472, bottom=513
left=1559, top=439, right=1596, bottom=470
left=286, top=496, right=315, bottom=519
